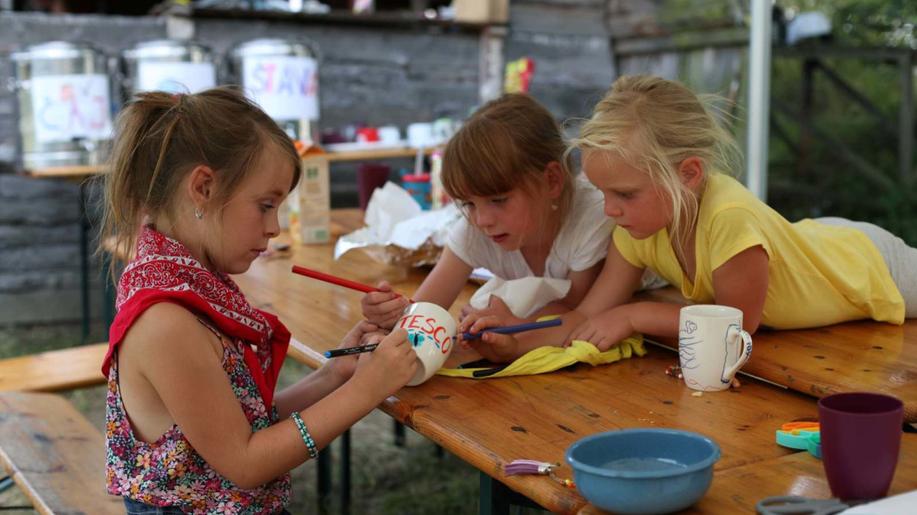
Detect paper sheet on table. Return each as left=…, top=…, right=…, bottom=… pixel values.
left=334, top=182, right=461, bottom=266
left=839, top=489, right=917, bottom=514
left=469, top=276, right=572, bottom=319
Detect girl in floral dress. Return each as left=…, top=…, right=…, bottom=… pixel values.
left=100, top=87, right=417, bottom=514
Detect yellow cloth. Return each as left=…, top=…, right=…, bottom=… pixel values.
left=436, top=336, right=645, bottom=379
left=613, top=173, right=904, bottom=328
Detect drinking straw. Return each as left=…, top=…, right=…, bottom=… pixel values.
left=413, top=145, right=422, bottom=176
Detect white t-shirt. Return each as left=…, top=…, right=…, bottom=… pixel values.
left=446, top=177, right=612, bottom=280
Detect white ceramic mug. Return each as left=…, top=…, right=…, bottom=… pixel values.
left=678, top=305, right=752, bottom=392
left=377, top=125, right=401, bottom=144
left=407, top=122, right=434, bottom=148
left=395, top=302, right=456, bottom=386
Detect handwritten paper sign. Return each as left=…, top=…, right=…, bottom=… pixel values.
left=30, top=74, right=112, bottom=144
left=243, top=56, right=318, bottom=121
left=137, top=62, right=216, bottom=94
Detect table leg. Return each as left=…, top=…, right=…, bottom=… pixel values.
left=78, top=183, right=90, bottom=343
left=317, top=443, right=332, bottom=514
left=479, top=473, right=544, bottom=515
left=100, top=250, right=115, bottom=331
left=340, top=429, right=351, bottom=515
left=0, top=475, right=12, bottom=493
left=393, top=420, right=406, bottom=447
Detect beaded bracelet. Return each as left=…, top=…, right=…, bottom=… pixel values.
left=291, top=412, right=318, bottom=459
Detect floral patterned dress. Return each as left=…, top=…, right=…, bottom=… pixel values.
left=105, top=330, right=291, bottom=514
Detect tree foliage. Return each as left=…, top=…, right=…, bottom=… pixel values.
left=768, top=1, right=916, bottom=243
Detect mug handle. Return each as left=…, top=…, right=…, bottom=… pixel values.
left=721, top=325, right=753, bottom=384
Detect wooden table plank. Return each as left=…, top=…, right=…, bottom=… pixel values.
left=231, top=210, right=917, bottom=513
left=234, top=217, right=825, bottom=514
left=0, top=391, right=123, bottom=515
left=579, top=434, right=917, bottom=514
left=391, top=351, right=820, bottom=514
left=0, top=343, right=108, bottom=392
left=636, top=289, right=917, bottom=421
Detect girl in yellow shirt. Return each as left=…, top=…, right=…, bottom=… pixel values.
left=461, top=75, right=917, bottom=355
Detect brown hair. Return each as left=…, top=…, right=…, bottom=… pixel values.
left=442, top=93, right=573, bottom=219
left=99, top=86, right=301, bottom=274
left=570, top=75, right=741, bottom=258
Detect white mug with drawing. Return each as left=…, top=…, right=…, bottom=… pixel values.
left=395, top=302, right=457, bottom=386
left=678, top=305, right=753, bottom=392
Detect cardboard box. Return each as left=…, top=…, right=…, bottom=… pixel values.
left=297, top=145, right=330, bottom=244
left=454, top=0, right=508, bottom=24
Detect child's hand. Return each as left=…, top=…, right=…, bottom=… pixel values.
left=568, top=307, right=635, bottom=351
left=352, top=329, right=417, bottom=398
left=458, top=314, right=521, bottom=363
left=459, top=296, right=525, bottom=327
left=360, top=281, right=410, bottom=329
left=325, top=320, right=384, bottom=383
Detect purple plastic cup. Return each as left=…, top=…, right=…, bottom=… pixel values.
left=818, top=392, right=903, bottom=500
left=357, top=163, right=391, bottom=211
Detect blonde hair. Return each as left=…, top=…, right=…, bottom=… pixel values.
left=442, top=93, right=573, bottom=220
left=570, top=75, right=742, bottom=254
left=99, top=86, right=301, bottom=276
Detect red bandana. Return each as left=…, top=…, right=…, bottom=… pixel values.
left=102, top=226, right=290, bottom=410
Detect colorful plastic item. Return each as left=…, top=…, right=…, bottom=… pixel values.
left=402, top=173, right=432, bottom=209
left=775, top=421, right=821, bottom=459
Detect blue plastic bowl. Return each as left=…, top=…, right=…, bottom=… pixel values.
left=565, top=429, right=721, bottom=514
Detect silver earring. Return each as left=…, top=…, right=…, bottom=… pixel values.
left=194, top=208, right=203, bottom=220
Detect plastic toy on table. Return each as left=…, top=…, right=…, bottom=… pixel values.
left=776, top=421, right=821, bottom=459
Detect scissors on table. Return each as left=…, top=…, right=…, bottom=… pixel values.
left=756, top=495, right=848, bottom=515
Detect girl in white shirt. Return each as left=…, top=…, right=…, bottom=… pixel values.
left=361, top=93, right=612, bottom=359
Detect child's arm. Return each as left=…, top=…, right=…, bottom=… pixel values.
left=361, top=247, right=473, bottom=328
left=576, top=242, right=644, bottom=317
left=562, top=262, right=606, bottom=308
left=573, top=245, right=769, bottom=349
left=273, top=320, right=383, bottom=418
left=455, top=245, right=642, bottom=361
left=711, top=245, right=768, bottom=333
left=122, top=304, right=416, bottom=490
left=527, top=261, right=604, bottom=317
left=458, top=261, right=604, bottom=328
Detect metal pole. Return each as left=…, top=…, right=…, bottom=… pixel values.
left=478, top=26, right=506, bottom=104
left=899, top=52, right=914, bottom=185
left=746, top=0, right=772, bottom=200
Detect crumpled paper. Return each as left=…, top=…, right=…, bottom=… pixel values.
left=334, top=182, right=462, bottom=267
left=469, top=276, right=572, bottom=318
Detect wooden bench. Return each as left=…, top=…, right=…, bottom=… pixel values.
left=0, top=343, right=108, bottom=392
left=636, top=287, right=917, bottom=422
left=0, top=391, right=122, bottom=514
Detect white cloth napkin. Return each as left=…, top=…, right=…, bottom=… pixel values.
left=469, top=277, right=572, bottom=319
left=334, top=182, right=461, bottom=260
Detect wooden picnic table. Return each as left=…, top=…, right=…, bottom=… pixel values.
left=233, top=209, right=917, bottom=514
left=637, top=288, right=917, bottom=422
